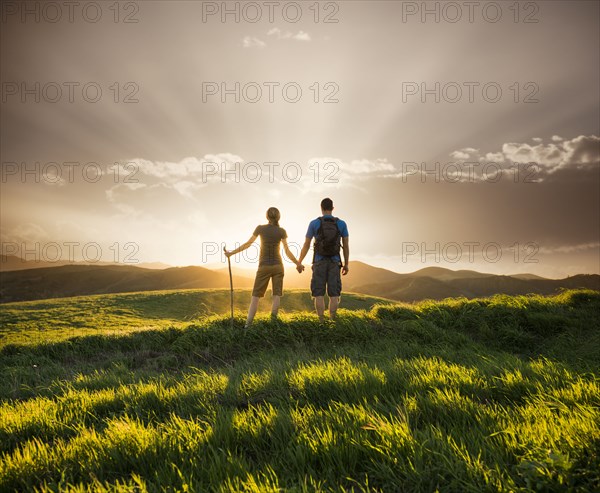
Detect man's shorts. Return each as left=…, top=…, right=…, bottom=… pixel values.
left=252, top=263, right=284, bottom=297
left=311, top=259, right=342, bottom=297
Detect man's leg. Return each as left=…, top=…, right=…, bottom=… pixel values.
left=327, top=261, right=343, bottom=320
left=271, top=295, right=281, bottom=318
left=311, top=261, right=327, bottom=323
left=314, top=296, right=326, bottom=322
left=329, top=296, right=340, bottom=320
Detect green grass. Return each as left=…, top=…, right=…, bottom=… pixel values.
left=0, top=289, right=599, bottom=492
left=0, top=289, right=391, bottom=347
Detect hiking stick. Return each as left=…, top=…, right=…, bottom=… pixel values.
left=224, top=246, right=234, bottom=328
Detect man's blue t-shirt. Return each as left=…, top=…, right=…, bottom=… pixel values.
left=306, top=215, right=349, bottom=263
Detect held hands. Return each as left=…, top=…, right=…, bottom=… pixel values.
left=224, top=250, right=232, bottom=258
left=296, top=263, right=305, bottom=274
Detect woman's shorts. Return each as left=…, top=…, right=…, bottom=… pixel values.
left=252, top=263, right=285, bottom=297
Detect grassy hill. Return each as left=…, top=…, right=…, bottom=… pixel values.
left=0, top=289, right=391, bottom=346
left=0, top=289, right=598, bottom=491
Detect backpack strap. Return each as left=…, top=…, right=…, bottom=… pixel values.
left=313, top=217, right=324, bottom=264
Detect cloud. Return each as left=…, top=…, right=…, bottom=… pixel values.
left=107, top=154, right=246, bottom=207
left=242, top=36, right=266, bottom=48
left=243, top=29, right=311, bottom=48
left=501, top=142, right=565, bottom=168
left=447, top=135, right=599, bottom=181
left=562, top=135, right=600, bottom=166
left=450, top=148, right=479, bottom=160
left=346, top=158, right=396, bottom=175
left=450, top=151, right=469, bottom=160
left=293, top=30, right=311, bottom=41
left=119, top=154, right=397, bottom=199
left=105, top=182, right=148, bottom=215
left=267, top=28, right=311, bottom=42
left=308, top=157, right=396, bottom=179
left=502, top=135, right=599, bottom=171
left=172, top=180, right=204, bottom=199
left=267, top=28, right=289, bottom=39
left=537, top=241, right=600, bottom=255
left=301, top=157, right=397, bottom=193
left=484, top=152, right=504, bottom=162
left=121, top=154, right=243, bottom=181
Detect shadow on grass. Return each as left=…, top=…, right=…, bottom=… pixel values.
left=2, top=289, right=599, bottom=406
left=2, top=352, right=598, bottom=492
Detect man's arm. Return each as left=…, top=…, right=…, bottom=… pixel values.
left=225, top=235, right=257, bottom=257
left=298, top=237, right=312, bottom=265
left=341, top=236, right=350, bottom=275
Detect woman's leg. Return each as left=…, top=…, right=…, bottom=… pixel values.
left=248, top=265, right=269, bottom=328
left=246, top=296, right=260, bottom=328
left=271, top=265, right=284, bottom=318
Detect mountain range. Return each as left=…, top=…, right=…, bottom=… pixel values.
left=0, top=257, right=598, bottom=304
left=0, top=255, right=170, bottom=271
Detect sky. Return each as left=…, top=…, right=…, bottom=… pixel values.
left=1, top=0, right=599, bottom=278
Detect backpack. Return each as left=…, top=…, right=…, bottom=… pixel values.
left=314, top=217, right=341, bottom=258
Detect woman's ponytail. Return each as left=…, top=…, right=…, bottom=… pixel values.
left=266, top=207, right=280, bottom=226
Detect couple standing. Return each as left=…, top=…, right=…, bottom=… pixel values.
left=224, top=198, right=349, bottom=328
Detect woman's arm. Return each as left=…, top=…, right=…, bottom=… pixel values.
left=282, top=238, right=303, bottom=270
left=225, top=235, right=257, bottom=257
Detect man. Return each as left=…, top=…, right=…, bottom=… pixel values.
left=298, top=198, right=349, bottom=322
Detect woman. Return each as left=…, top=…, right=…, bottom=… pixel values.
left=225, top=207, right=304, bottom=328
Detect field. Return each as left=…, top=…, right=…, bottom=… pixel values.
left=1, top=289, right=599, bottom=492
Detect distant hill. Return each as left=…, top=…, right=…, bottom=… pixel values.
left=0, top=255, right=79, bottom=271
left=353, top=272, right=600, bottom=302
left=0, top=264, right=253, bottom=303
left=136, top=261, right=173, bottom=270
left=214, top=266, right=256, bottom=279
left=509, top=273, right=549, bottom=281
left=0, top=255, right=171, bottom=272
left=0, top=258, right=598, bottom=303
left=410, top=266, right=497, bottom=281
left=343, top=261, right=406, bottom=291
